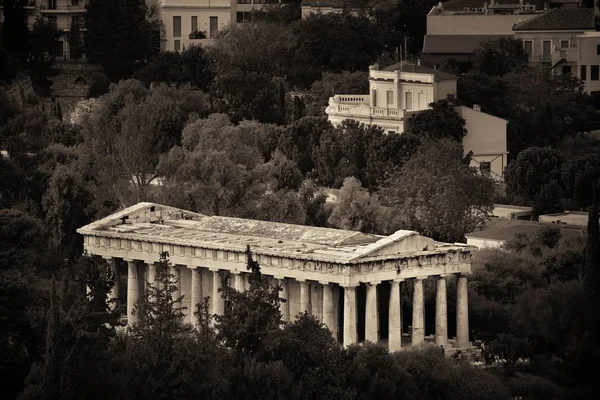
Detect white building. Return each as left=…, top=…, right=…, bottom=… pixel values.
left=158, top=0, right=280, bottom=52
left=325, top=61, right=508, bottom=180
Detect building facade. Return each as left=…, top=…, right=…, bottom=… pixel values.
left=78, top=202, right=474, bottom=350
left=325, top=62, right=508, bottom=179
left=158, top=0, right=279, bottom=51
left=513, top=9, right=599, bottom=93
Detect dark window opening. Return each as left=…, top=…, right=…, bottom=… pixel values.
left=581, top=65, right=587, bottom=81
left=592, top=65, right=599, bottom=81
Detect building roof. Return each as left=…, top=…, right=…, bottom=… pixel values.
left=423, top=34, right=511, bottom=55
left=380, top=61, right=458, bottom=81
left=513, top=8, right=595, bottom=31
left=78, top=203, right=468, bottom=264
left=440, top=0, right=546, bottom=11
left=301, top=0, right=343, bottom=7
left=465, top=218, right=585, bottom=242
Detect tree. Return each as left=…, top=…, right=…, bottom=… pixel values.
left=134, top=46, right=213, bottom=91
left=265, top=151, right=303, bottom=191
left=583, top=199, right=600, bottom=334
left=80, top=81, right=206, bottom=206
left=405, top=95, right=467, bottom=142
left=1, top=0, right=29, bottom=61
left=561, top=153, right=600, bottom=209
left=504, top=147, right=564, bottom=215
left=278, top=116, right=334, bottom=175
left=328, top=177, right=388, bottom=234
left=42, top=165, right=95, bottom=260
left=28, top=18, right=61, bottom=94
left=472, top=37, right=529, bottom=77
left=0, top=210, right=48, bottom=399
left=67, top=19, right=84, bottom=60
left=380, top=139, right=495, bottom=242
left=85, top=0, right=160, bottom=80
left=216, top=246, right=282, bottom=357
left=306, top=71, right=369, bottom=116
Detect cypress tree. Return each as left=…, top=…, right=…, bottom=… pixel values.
left=41, top=279, right=61, bottom=400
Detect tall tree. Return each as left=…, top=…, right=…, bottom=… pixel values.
left=405, top=95, right=467, bottom=142
left=472, top=37, right=529, bottom=77
left=380, top=139, right=495, bottom=242
left=85, top=0, right=160, bottom=80
left=28, top=17, right=61, bottom=94
left=1, top=0, right=29, bottom=61
left=504, top=147, right=564, bottom=215
left=216, top=246, right=282, bottom=356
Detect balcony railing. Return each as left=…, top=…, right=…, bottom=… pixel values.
left=330, top=94, right=370, bottom=104
left=327, top=100, right=405, bottom=120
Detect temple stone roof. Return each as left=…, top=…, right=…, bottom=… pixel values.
left=78, top=203, right=468, bottom=263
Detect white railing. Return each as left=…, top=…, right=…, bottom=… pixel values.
left=327, top=101, right=404, bottom=119
left=331, top=94, right=370, bottom=104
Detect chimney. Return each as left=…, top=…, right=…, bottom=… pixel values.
left=473, top=104, right=481, bottom=112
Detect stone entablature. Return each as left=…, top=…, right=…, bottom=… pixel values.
left=78, top=203, right=473, bottom=350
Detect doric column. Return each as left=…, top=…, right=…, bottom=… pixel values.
left=456, top=274, right=470, bottom=347
left=233, top=272, right=246, bottom=293
left=147, top=262, right=157, bottom=286
left=320, top=281, right=335, bottom=334
left=412, top=277, right=425, bottom=345
left=435, top=274, right=448, bottom=346
left=276, top=277, right=290, bottom=322
left=342, top=284, right=358, bottom=347
left=103, top=257, right=120, bottom=311
left=210, top=268, right=225, bottom=317
left=190, top=267, right=202, bottom=328
left=126, top=260, right=140, bottom=324
left=365, top=281, right=380, bottom=343
left=170, top=264, right=181, bottom=303
left=299, top=279, right=310, bottom=314
left=388, top=278, right=403, bottom=352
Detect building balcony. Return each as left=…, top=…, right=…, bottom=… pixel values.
left=326, top=95, right=405, bottom=121
left=551, top=46, right=578, bottom=65
left=40, top=3, right=87, bottom=13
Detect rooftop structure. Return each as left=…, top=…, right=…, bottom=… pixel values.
left=78, top=202, right=474, bottom=350
left=513, top=7, right=594, bottom=30
left=539, top=210, right=589, bottom=226
left=465, top=218, right=585, bottom=248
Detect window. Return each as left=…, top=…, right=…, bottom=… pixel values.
left=174, top=39, right=181, bottom=52
left=238, top=0, right=251, bottom=3
left=480, top=162, right=491, bottom=176
left=405, top=91, right=413, bottom=110
left=597, top=44, right=600, bottom=55
left=386, top=90, right=394, bottom=106
left=562, top=65, right=571, bottom=75
left=191, top=16, right=198, bottom=33
left=173, top=16, right=181, bottom=38
left=48, top=0, right=57, bottom=9
left=592, top=65, right=599, bottom=81
left=72, top=0, right=79, bottom=6
left=523, top=41, right=533, bottom=58
left=581, top=65, right=587, bottom=80
left=371, top=89, right=377, bottom=107
left=560, top=40, right=569, bottom=49
left=237, top=12, right=251, bottom=23
left=209, top=16, right=218, bottom=38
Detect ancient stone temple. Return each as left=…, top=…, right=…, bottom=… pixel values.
left=77, top=203, right=473, bottom=351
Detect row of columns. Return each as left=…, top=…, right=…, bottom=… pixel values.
left=104, top=257, right=469, bottom=350
left=342, top=274, right=470, bottom=350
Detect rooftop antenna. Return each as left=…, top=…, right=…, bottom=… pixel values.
left=400, top=46, right=403, bottom=71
